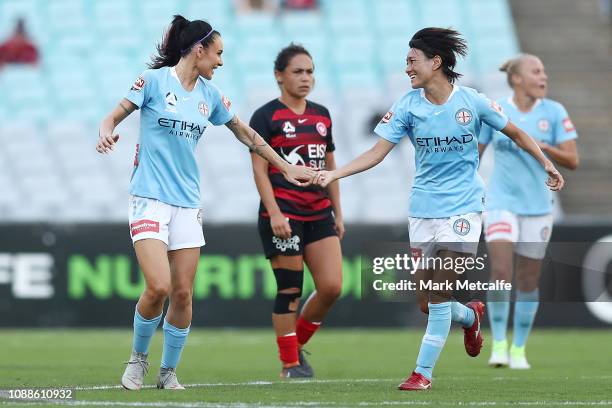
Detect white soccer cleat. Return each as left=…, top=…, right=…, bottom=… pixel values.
left=488, top=340, right=509, bottom=367
left=121, top=351, right=149, bottom=390
left=509, top=344, right=531, bottom=370
left=157, top=367, right=185, bottom=390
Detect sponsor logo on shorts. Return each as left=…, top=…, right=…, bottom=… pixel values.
left=381, top=111, right=393, bottom=123
left=455, top=108, right=473, bottom=125
left=130, top=75, right=145, bottom=92
left=130, top=220, right=160, bottom=237
left=540, top=226, right=550, bottom=241
left=316, top=122, right=327, bottom=137
left=272, top=235, right=301, bottom=252
left=453, top=218, right=471, bottom=236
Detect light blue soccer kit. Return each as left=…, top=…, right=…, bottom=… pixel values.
left=125, top=66, right=233, bottom=250
left=375, top=85, right=509, bottom=381
left=481, top=97, right=578, bottom=258
left=481, top=97, right=578, bottom=350
left=375, top=85, right=508, bottom=255
left=124, top=66, right=233, bottom=370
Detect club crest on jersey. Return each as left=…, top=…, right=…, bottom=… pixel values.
left=538, top=119, right=550, bottom=132
left=165, top=92, right=178, bottom=113
left=455, top=108, right=472, bottom=125
left=453, top=218, right=471, bottom=236
left=130, top=75, right=145, bottom=92
left=222, top=95, right=231, bottom=110
left=316, top=122, right=327, bottom=137
left=381, top=111, right=393, bottom=123
left=198, top=101, right=209, bottom=117
left=283, top=121, right=296, bottom=138
left=562, top=117, right=575, bottom=132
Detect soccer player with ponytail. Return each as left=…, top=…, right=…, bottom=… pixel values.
left=96, top=15, right=314, bottom=390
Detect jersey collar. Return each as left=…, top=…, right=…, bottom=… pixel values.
left=419, top=85, right=458, bottom=106
left=507, top=96, right=541, bottom=113
left=170, top=66, right=200, bottom=93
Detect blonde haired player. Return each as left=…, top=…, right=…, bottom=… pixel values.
left=479, top=54, right=579, bottom=369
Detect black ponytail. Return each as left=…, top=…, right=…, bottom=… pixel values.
left=148, top=15, right=220, bottom=69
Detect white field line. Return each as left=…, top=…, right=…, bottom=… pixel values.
left=2, top=399, right=612, bottom=407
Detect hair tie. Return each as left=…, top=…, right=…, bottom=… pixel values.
left=181, top=28, right=214, bottom=54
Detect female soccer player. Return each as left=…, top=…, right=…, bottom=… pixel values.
left=479, top=54, right=579, bottom=369
left=249, top=44, right=343, bottom=378
left=314, top=28, right=564, bottom=390
left=96, top=15, right=314, bottom=390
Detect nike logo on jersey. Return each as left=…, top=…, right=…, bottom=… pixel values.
left=433, top=110, right=444, bottom=116
left=298, top=118, right=307, bottom=124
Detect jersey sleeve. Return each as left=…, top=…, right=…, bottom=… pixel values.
left=479, top=123, right=494, bottom=145
left=125, top=70, right=153, bottom=109
left=552, top=103, right=578, bottom=145
left=249, top=107, right=271, bottom=144
left=323, top=107, right=335, bottom=152
left=474, top=93, right=509, bottom=132
left=373, top=98, right=411, bottom=144
left=208, top=84, right=234, bottom=126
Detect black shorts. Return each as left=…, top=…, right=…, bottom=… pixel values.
left=257, top=213, right=338, bottom=259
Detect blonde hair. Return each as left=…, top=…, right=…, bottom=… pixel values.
left=499, top=53, right=537, bottom=88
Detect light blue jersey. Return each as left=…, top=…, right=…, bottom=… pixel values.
left=480, top=97, right=577, bottom=215
left=125, top=66, right=233, bottom=208
left=375, top=86, right=508, bottom=218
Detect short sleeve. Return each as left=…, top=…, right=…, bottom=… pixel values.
left=373, top=99, right=411, bottom=144
left=208, top=84, right=234, bottom=126
left=474, top=93, right=508, bottom=132
left=249, top=107, right=271, bottom=144
left=125, top=70, right=153, bottom=109
left=552, top=103, right=578, bottom=145
left=323, top=107, right=335, bottom=152
left=479, top=123, right=494, bottom=145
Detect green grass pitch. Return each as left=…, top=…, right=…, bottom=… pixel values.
left=1, top=328, right=611, bottom=407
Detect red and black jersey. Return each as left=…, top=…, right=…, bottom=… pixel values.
left=249, top=99, right=335, bottom=221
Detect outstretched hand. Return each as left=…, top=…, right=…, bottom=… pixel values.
left=312, top=170, right=337, bottom=189
left=283, top=164, right=316, bottom=187
left=96, top=133, right=120, bottom=154
left=544, top=162, right=564, bottom=191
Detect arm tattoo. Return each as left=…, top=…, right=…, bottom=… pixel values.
left=227, top=116, right=268, bottom=157
left=119, top=102, right=131, bottom=115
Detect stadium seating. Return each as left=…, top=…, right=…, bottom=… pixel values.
left=0, top=0, right=519, bottom=222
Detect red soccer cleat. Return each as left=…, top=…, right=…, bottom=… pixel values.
left=398, top=371, right=432, bottom=391
left=463, top=300, right=485, bottom=357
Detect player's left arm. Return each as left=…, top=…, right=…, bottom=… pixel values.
left=500, top=121, right=564, bottom=191
left=225, top=115, right=315, bottom=186
left=537, top=139, right=579, bottom=170
left=325, top=152, right=344, bottom=239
